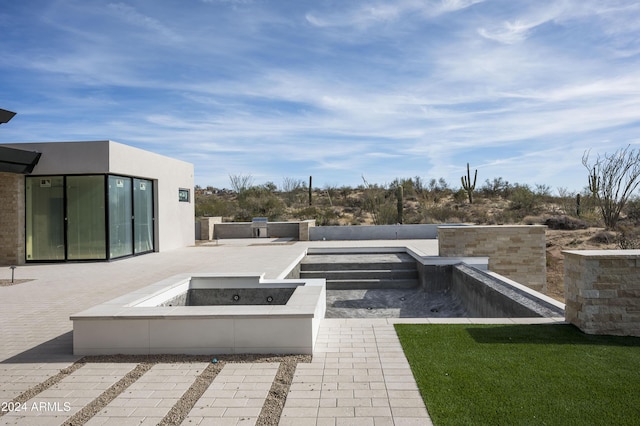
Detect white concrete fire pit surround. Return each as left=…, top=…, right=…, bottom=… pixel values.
left=71, top=273, right=326, bottom=355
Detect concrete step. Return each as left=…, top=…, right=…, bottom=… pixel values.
left=300, top=253, right=416, bottom=271
left=300, top=253, right=417, bottom=272
left=300, top=269, right=418, bottom=280
left=300, top=252, right=419, bottom=290
left=325, top=279, right=419, bottom=290
left=301, top=262, right=416, bottom=271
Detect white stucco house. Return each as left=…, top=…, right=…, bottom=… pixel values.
left=0, top=140, right=194, bottom=264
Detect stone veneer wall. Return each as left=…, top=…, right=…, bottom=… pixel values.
left=563, top=250, right=640, bottom=337
left=298, top=219, right=315, bottom=241
left=198, top=217, right=222, bottom=240
left=438, top=225, right=546, bottom=292
left=0, top=173, right=25, bottom=265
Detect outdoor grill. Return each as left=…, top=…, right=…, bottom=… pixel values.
left=251, top=217, right=268, bottom=238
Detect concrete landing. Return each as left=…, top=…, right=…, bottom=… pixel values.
left=326, top=288, right=468, bottom=318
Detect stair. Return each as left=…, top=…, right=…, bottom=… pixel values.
left=300, top=252, right=419, bottom=290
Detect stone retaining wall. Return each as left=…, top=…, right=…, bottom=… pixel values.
left=438, top=225, right=546, bottom=292
left=563, top=250, right=640, bottom=337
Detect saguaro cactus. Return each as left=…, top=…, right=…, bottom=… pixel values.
left=576, top=193, right=581, bottom=217
left=396, top=185, right=404, bottom=224
left=308, top=176, right=313, bottom=206
left=461, top=163, right=477, bottom=204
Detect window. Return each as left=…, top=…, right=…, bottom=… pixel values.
left=134, top=178, right=154, bottom=254
left=179, top=188, right=190, bottom=202
left=25, top=176, right=65, bottom=260
left=66, top=175, right=107, bottom=260
left=109, top=176, right=133, bottom=258
left=25, top=175, right=155, bottom=261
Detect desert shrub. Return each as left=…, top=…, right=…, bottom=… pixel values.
left=195, top=195, right=236, bottom=218
left=544, top=215, right=589, bottom=230
left=236, top=186, right=286, bottom=221
left=617, top=226, right=640, bottom=249
left=425, top=206, right=466, bottom=223
left=623, top=197, right=640, bottom=224
left=589, top=231, right=616, bottom=245
left=480, top=177, right=511, bottom=197
left=508, top=184, right=540, bottom=213
left=453, top=188, right=467, bottom=203
left=469, top=210, right=489, bottom=224
left=295, top=206, right=341, bottom=226
left=523, top=215, right=545, bottom=225
left=583, top=145, right=640, bottom=229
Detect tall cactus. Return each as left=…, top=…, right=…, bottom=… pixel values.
left=461, top=163, right=477, bottom=204
left=396, top=185, right=404, bottom=224
left=576, top=193, right=581, bottom=217
left=308, top=176, right=313, bottom=206
left=588, top=167, right=600, bottom=199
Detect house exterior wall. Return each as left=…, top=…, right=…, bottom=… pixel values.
left=0, top=172, right=25, bottom=265
left=0, top=141, right=194, bottom=261
left=107, top=142, right=195, bottom=251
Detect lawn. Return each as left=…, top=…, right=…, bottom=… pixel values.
left=394, top=324, right=640, bottom=426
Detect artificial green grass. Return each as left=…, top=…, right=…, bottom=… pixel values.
left=394, top=324, right=640, bottom=426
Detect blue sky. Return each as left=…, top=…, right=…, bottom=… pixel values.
left=2, top=0, right=640, bottom=192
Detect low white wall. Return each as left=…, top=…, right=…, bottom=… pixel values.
left=71, top=273, right=326, bottom=355
left=72, top=316, right=316, bottom=355
left=309, top=224, right=450, bottom=240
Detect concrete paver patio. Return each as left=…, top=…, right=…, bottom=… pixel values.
left=0, top=239, right=562, bottom=425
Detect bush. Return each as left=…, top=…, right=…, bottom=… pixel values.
left=523, top=215, right=545, bottom=225
left=544, top=215, right=589, bottom=230
left=295, top=206, right=341, bottom=226
left=508, top=184, right=540, bottom=213
left=617, top=226, right=640, bottom=249
left=623, top=197, right=640, bottom=224
left=589, top=231, right=616, bottom=244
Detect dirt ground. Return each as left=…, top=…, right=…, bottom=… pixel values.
left=544, top=227, right=618, bottom=302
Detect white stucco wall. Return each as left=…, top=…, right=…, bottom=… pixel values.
left=108, top=142, right=195, bottom=251
left=1, top=140, right=195, bottom=253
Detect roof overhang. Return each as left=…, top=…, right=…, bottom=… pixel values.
left=0, top=109, right=17, bottom=125
left=0, top=146, right=42, bottom=174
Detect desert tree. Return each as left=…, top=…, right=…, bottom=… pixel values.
left=281, top=177, right=304, bottom=193
left=228, top=174, right=254, bottom=194
left=361, top=175, right=396, bottom=225
left=582, top=145, right=640, bottom=229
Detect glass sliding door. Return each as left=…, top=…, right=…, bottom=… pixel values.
left=66, top=175, right=106, bottom=260
left=133, top=178, right=154, bottom=254
left=108, top=176, right=133, bottom=258
left=24, top=174, right=155, bottom=262
left=25, top=176, right=65, bottom=261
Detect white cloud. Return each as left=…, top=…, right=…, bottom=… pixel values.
left=478, top=20, right=538, bottom=44
left=433, top=0, right=485, bottom=15
left=477, top=3, right=566, bottom=44
left=305, top=3, right=401, bottom=29
left=107, top=3, right=183, bottom=43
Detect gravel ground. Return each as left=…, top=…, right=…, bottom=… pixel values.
left=1, top=353, right=310, bottom=425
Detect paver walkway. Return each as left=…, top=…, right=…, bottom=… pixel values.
left=86, top=363, right=208, bottom=426
left=185, top=363, right=278, bottom=424
left=282, top=320, right=432, bottom=425
left=1, top=363, right=138, bottom=425
left=0, top=239, right=563, bottom=425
